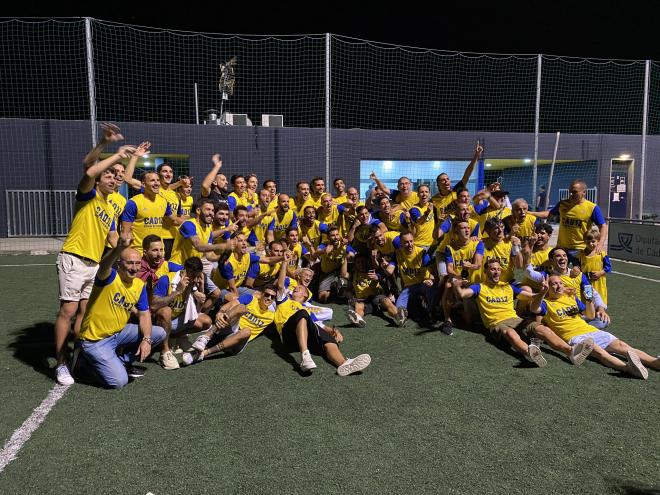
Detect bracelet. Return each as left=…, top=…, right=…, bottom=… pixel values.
left=142, top=337, right=153, bottom=345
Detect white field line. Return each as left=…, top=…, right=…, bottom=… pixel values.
left=0, top=384, right=70, bottom=473
left=611, top=271, right=660, bottom=283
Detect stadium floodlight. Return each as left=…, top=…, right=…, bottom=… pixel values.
left=219, top=56, right=237, bottom=123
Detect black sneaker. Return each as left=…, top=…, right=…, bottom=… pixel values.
left=126, top=366, right=145, bottom=379
left=440, top=321, right=454, bottom=336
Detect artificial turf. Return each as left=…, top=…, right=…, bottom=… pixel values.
left=0, top=256, right=658, bottom=494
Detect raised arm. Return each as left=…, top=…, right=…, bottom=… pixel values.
left=83, top=122, right=124, bottom=168
left=452, top=277, right=475, bottom=299
left=528, top=275, right=549, bottom=314
left=79, top=145, right=135, bottom=195
left=201, top=154, right=222, bottom=197
left=369, top=171, right=390, bottom=195
left=123, top=141, right=151, bottom=191
left=460, top=142, right=483, bottom=185
left=97, top=232, right=132, bottom=280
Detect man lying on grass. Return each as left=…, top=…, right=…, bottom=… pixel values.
left=529, top=275, right=659, bottom=379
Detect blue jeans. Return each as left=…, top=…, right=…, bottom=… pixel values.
left=81, top=323, right=166, bottom=389
left=396, top=283, right=437, bottom=310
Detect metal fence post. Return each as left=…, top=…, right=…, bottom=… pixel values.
left=532, top=54, right=542, bottom=206
left=640, top=60, right=650, bottom=219
left=84, top=17, right=98, bottom=146
left=325, top=33, right=331, bottom=186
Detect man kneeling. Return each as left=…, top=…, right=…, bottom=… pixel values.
left=76, top=236, right=166, bottom=388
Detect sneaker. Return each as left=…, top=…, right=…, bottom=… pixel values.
left=569, top=337, right=595, bottom=366
left=300, top=350, right=317, bottom=372
left=347, top=308, right=360, bottom=326
left=337, top=354, right=371, bottom=377
left=355, top=314, right=367, bottom=328
left=182, top=350, right=204, bottom=366
left=171, top=334, right=193, bottom=355
left=625, top=350, right=649, bottom=380
left=395, top=307, right=408, bottom=328
left=160, top=350, right=180, bottom=370
left=126, top=366, right=145, bottom=379
left=192, top=334, right=211, bottom=352
left=526, top=344, right=548, bottom=368
left=440, top=321, right=454, bottom=336
left=55, top=364, right=74, bottom=386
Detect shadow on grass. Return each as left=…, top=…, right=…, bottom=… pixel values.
left=262, top=327, right=309, bottom=377
left=607, top=479, right=660, bottom=495
left=7, top=321, right=56, bottom=378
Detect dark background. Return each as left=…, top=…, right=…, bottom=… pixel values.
left=3, top=2, right=657, bottom=61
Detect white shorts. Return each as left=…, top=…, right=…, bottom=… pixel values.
left=569, top=330, right=617, bottom=350
left=57, top=252, right=98, bottom=301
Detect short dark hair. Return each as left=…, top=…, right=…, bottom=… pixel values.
left=484, top=218, right=503, bottom=232
left=263, top=179, right=276, bottom=188
left=234, top=205, right=248, bottom=215
left=156, top=162, right=172, bottom=173
left=142, top=234, right=163, bottom=251
left=484, top=258, right=501, bottom=269
left=535, top=223, right=553, bottom=235
left=197, top=198, right=215, bottom=211
left=215, top=202, right=229, bottom=212
left=311, top=176, right=324, bottom=184
left=333, top=177, right=344, bottom=185
left=230, top=174, right=244, bottom=185
left=183, top=256, right=203, bottom=274
left=548, top=246, right=567, bottom=260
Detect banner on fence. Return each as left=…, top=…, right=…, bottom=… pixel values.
left=608, top=221, right=660, bottom=266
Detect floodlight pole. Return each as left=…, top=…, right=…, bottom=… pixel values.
left=84, top=17, right=98, bottom=146
left=532, top=54, right=542, bottom=207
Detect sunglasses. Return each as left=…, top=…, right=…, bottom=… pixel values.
left=262, top=292, right=276, bottom=300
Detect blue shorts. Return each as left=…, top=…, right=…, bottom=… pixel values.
left=569, top=330, right=617, bottom=350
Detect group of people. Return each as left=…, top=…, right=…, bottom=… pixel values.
left=53, top=123, right=659, bottom=388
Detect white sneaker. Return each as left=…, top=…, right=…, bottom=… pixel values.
left=192, top=334, right=211, bottom=352
left=300, top=350, right=317, bottom=372
left=395, top=308, right=408, bottom=327
left=337, top=354, right=371, bottom=377
left=569, top=337, right=595, bottom=366
left=55, top=364, right=74, bottom=386
left=347, top=309, right=360, bottom=326
left=182, top=350, right=204, bottom=366
left=160, top=350, right=180, bottom=370
left=355, top=314, right=366, bottom=328
left=625, top=350, right=649, bottom=380
left=526, top=344, right=548, bottom=368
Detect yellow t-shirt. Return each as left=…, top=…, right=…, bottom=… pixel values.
left=250, top=262, right=281, bottom=287
left=274, top=296, right=306, bottom=332
left=317, top=206, right=340, bottom=229
left=445, top=239, right=484, bottom=283
left=170, top=219, right=213, bottom=266
left=503, top=214, right=537, bottom=240
left=212, top=252, right=260, bottom=290
left=395, top=246, right=431, bottom=287
left=431, top=191, right=457, bottom=223
left=409, top=204, right=435, bottom=247
left=179, top=195, right=194, bottom=218
left=391, top=191, right=419, bottom=210
left=291, top=197, right=316, bottom=216
left=105, top=191, right=128, bottom=248
left=470, top=281, right=520, bottom=328
left=479, top=207, right=512, bottom=239
left=122, top=193, right=171, bottom=254
left=80, top=269, right=148, bottom=341
left=353, top=272, right=382, bottom=299
left=553, top=199, right=600, bottom=250
left=238, top=293, right=275, bottom=341
left=375, top=231, right=401, bottom=256
left=481, top=239, right=515, bottom=283
left=522, top=247, right=552, bottom=290
left=252, top=214, right=275, bottom=244
left=159, top=188, right=181, bottom=240
left=300, top=220, right=326, bottom=248
left=318, top=243, right=353, bottom=274
left=62, top=189, right=116, bottom=263
left=272, top=210, right=297, bottom=241
left=578, top=250, right=608, bottom=305
left=540, top=294, right=592, bottom=341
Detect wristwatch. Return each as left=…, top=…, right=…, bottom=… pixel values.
left=142, top=337, right=153, bottom=345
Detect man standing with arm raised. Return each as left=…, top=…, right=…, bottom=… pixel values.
left=54, top=132, right=134, bottom=385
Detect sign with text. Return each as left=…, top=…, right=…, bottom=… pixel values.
left=609, top=221, right=660, bottom=266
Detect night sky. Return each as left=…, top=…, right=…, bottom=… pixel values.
left=5, top=3, right=658, bottom=61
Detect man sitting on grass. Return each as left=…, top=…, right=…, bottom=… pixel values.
left=530, top=275, right=658, bottom=379
left=452, top=258, right=548, bottom=367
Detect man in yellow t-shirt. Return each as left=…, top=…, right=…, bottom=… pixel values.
left=452, top=258, right=547, bottom=367
left=77, top=236, right=166, bottom=388
left=54, top=126, right=133, bottom=386
left=530, top=275, right=657, bottom=378
left=120, top=171, right=181, bottom=255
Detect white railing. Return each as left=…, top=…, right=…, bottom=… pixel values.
left=558, top=187, right=598, bottom=204
left=5, top=190, right=76, bottom=237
